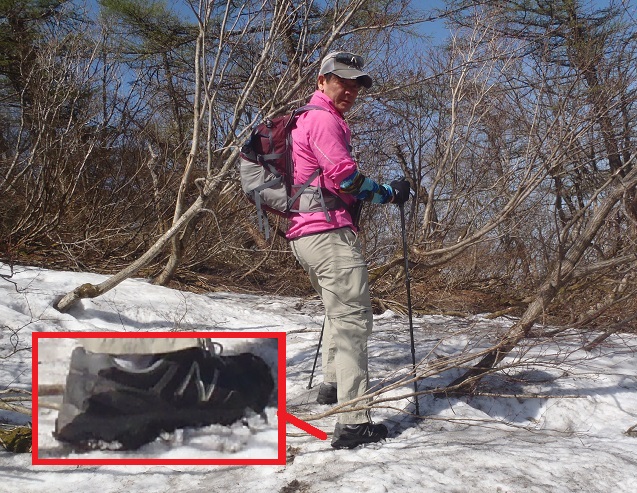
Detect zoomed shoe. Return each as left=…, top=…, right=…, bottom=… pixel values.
left=54, top=345, right=274, bottom=450
left=331, top=422, right=388, bottom=449
left=316, top=382, right=337, bottom=405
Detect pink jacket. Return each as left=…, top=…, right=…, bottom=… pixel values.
left=286, top=91, right=359, bottom=240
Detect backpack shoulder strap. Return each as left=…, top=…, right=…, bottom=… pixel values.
left=285, top=105, right=327, bottom=129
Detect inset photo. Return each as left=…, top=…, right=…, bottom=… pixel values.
left=33, top=331, right=285, bottom=465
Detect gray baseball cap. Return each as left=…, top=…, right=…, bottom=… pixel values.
left=319, top=51, right=373, bottom=88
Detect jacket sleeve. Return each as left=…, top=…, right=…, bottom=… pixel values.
left=305, top=111, right=391, bottom=203
left=305, top=110, right=359, bottom=189
left=339, top=170, right=394, bottom=204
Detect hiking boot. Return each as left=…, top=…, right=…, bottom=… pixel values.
left=331, top=422, right=388, bottom=449
left=54, top=345, right=274, bottom=450
left=316, top=382, right=337, bottom=405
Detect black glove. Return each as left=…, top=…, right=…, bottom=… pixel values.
left=390, top=179, right=411, bottom=205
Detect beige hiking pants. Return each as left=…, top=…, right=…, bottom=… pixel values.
left=290, top=228, right=373, bottom=424
left=79, top=338, right=203, bottom=355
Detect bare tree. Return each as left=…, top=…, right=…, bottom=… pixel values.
left=55, top=0, right=419, bottom=310
left=434, top=0, right=637, bottom=391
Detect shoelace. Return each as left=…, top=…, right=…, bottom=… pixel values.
left=202, top=339, right=224, bottom=358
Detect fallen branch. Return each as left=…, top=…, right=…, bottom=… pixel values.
left=291, top=343, right=501, bottom=422
left=37, top=400, right=61, bottom=411
left=36, top=384, right=65, bottom=396
left=0, top=401, right=31, bottom=415
left=463, top=391, right=585, bottom=399
left=0, top=389, right=32, bottom=415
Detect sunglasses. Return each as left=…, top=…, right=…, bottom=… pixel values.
left=332, top=52, right=365, bottom=70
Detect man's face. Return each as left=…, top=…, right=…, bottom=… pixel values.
left=318, top=74, right=362, bottom=114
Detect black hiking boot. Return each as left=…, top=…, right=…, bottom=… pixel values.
left=54, top=345, right=274, bottom=450
left=316, top=382, right=337, bottom=405
left=331, top=422, right=388, bottom=449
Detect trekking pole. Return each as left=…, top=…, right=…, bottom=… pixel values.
left=307, top=317, right=325, bottom=389
left=399, top=202, right=420, bottom=416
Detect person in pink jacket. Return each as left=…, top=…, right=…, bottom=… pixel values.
left=288, top=51, right=410, bottom=449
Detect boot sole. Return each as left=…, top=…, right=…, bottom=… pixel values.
left=54, top=393, right=248, bottom=450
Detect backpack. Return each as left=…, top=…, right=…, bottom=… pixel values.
left=239, top=105, right=344, bottom=239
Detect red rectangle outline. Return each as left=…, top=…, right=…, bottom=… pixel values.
left=32, top=331, right=287, bottom=466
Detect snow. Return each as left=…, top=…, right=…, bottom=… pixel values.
left=1, top=262, right=637, bottom=492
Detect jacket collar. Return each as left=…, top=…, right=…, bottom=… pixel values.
left=310, top=90, right=345, bottom=118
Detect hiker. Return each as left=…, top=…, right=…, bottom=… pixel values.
left=53, top=337, right=274, bottom=450
left=288, top=51, right=411, bottom=449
